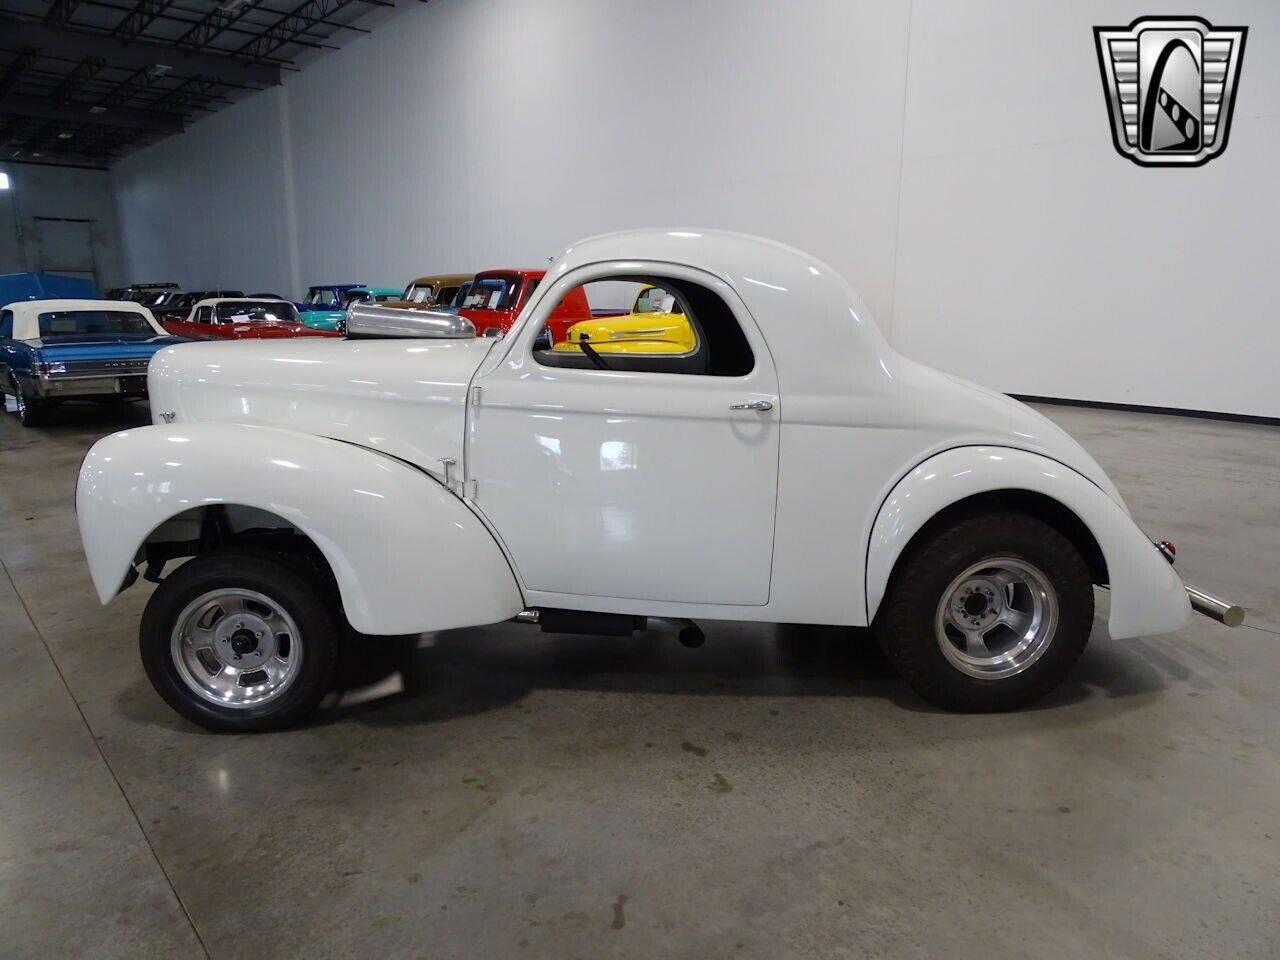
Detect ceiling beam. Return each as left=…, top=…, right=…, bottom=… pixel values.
left=0, top=92, right=184, bottom=134
left=1, top=47, right=41, bottom=99
left=112, top=0, right=181, bottom=42
left=44, top=0, right=83, bottom=26
left=236, top=0, right=359, bottom=61
left=0, top=15, right=281, bottom=87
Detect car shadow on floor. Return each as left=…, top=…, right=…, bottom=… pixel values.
left=314, top=616, right=1172, bottom=729
left=1, top=397, right=153, bottom=434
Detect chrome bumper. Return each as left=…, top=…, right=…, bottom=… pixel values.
left=1185, top=584, right=1245, bottom=627
left=28, top=373, right=148, bottom=398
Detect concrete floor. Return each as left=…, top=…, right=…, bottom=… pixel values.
left=0, top=401, right=1276, bottom=959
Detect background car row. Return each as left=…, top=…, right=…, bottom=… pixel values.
left=1, top=265, right=695, bottom=428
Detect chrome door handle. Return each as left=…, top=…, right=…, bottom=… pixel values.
left=730, top=399, right=773, bottom=411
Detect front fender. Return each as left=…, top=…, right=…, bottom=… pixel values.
left=865, top=447, right=1190, bottom=640
left=76, top=423, right=524, bottom=634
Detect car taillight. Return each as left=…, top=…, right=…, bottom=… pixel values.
left=1155, top=540, right=1176, bottom=564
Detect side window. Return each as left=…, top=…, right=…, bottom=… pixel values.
left=0, top=310, right=12, bottom=338
left=533, top=276, right=754, bottom=377
left=195, top=306, right=213, bottom=324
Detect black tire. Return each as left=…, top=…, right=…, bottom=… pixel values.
left=14, top=388, right=50, bottom=427
left=874, top=511, right=1093, bottom=712
left=140, top=548, right=339, bottom=732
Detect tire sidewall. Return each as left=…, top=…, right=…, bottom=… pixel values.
left=140, top=550, right=338, bottom=732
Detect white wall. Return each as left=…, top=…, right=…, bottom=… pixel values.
left=891, top=1, right=1280, bottom=418
left=114, top=87, right=295, bottom=296
left=114, top=0, right=1280, bottom=418
left=0, top=164, right=127, bottom=291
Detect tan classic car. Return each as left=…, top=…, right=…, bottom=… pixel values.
left=397, top=273, right=473, bottom=309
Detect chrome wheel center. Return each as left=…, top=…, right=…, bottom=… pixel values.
left=934, top=558, right=1058, bottom=680
left=170, top=589, right=303, bottom=708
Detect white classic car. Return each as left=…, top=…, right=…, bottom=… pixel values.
left=75, top=230, right=1242, bottom=731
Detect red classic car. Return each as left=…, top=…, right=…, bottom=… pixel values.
left=458, top=268, right=591, bottom=342
left=163, top=298, right=338, bottom=340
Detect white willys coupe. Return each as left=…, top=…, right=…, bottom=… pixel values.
left=76, top=230, right=1242, bottom=730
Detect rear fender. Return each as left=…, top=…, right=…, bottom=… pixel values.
left=76, top=423, right=524, bottom=634
left=865, top=447, right=1190, bottom=639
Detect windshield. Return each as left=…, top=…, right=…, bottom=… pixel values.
left=305, top=288, right=341, bottom=308
left=460, top=276, right=518, bottom=311
left=405, top=284, right=434, bottom=303
left=38, top=310, right=155, bottom=339
left=213, top=301, right=299, bottom=324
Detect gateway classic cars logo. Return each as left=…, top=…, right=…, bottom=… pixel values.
left=1094, top=16, right=1247, bottom=167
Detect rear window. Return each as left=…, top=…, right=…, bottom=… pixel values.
left=38, top=310, right=154, bottom=338
left=213, top=301, right=299, bottom=324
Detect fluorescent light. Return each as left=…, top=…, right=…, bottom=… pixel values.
left=57, top=131, right=73, bottom=140
left=0, top=173, right=9, bottom=190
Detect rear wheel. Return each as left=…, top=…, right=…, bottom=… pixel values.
left=140, top=549, right=338, bottom=731
left=875, top=511, right=1093, bottom=712
left=14, top=386, right=50, bottom=427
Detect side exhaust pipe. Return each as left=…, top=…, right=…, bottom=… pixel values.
left=1185, top=585, right=1246, bottom=627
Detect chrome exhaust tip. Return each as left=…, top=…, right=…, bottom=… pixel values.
left=1186, top=585, right=1246, bottom=627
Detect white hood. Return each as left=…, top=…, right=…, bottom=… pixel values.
left=148, top=337, right=496, bottom=478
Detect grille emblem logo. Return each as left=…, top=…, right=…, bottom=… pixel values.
left=1094, top=16, right=1246, bottom=167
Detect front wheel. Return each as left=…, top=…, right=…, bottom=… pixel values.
left=140, top=549, right=339, bottom=731
left=875, top=512, right=1094, bottom=712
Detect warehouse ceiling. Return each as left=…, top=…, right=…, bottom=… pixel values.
left=0, top=0, right=409, bottom=169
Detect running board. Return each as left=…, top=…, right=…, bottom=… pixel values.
left=513, top=608, right=706, bottom=645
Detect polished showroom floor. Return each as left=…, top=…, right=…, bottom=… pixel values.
left=1, top=401, right=1276, bottom=959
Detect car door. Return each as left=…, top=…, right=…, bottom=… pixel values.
left=467, top=263, right=780, bottom=607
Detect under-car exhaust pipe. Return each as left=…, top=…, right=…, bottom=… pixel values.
left=1185, top=585, right=1246, bottom=627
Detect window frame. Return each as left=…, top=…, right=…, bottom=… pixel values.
left=508, top=264, right=762, bottom=380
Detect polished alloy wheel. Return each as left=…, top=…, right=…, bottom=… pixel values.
left=934, top=557, right=1059, bottom=680
left=170, top=588, right=303, bottom=708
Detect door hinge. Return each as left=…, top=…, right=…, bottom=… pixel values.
left=463, top=479, right=478, bottom=500
left=470, top=385, right=482, bottom=405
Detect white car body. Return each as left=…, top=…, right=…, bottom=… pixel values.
left=76, top=230, right=1191, bottom=641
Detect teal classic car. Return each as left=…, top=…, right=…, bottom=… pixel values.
left=300, top=286, right=401, bottom=332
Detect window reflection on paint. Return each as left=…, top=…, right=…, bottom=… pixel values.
left=600, top=440, right=636, bottom=472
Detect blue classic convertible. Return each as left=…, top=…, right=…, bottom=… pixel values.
left=0, top=298, right=188, bottom=427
